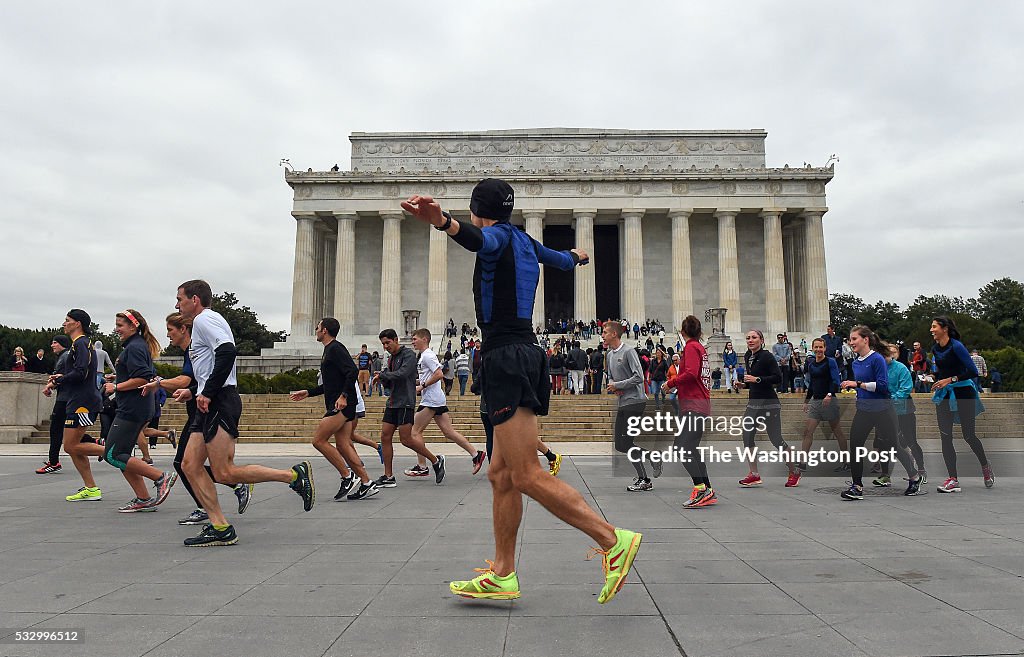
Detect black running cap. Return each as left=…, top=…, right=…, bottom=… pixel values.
left=470, top=178, right=514, bottom=222
left=67, top=309, right=92, bottom=333
left=52, top=335, right=71, bottom=348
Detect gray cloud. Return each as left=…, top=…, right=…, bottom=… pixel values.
left=2, top=1, right=1021, bottom=335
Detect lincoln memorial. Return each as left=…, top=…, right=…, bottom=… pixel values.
left=270, top=128, right=833, bottom=354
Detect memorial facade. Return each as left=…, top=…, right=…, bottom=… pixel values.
left=273, top=129, right=833, bottom=354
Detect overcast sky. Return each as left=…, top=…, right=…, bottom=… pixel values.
left=2, top=2, right=1022, bottom=335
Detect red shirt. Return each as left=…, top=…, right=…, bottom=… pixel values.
left=666, top=339, right=711, bottom=416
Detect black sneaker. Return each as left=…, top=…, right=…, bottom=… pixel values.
left=184, top=524, right=238, bottom=547
left=433, top=454, right=446, bottom=484
left=347, top=481, right=380, bottom=500
left=840, top=484, right=864, bottom=500
left=234, top=483, right=254, bottom=514
left=289, top=461, right=315, bottom=512
left=375, top=475, right=397, bottom=488
left=334, top=475, right=357, bottom=501
left=904, top=478, right=926, bottom=496
left=179, top=509, right=209, bottom=525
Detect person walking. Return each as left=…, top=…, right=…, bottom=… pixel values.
left=649, top=349, right=669, bottom=410
left=604, top=321, right=659, bottom=491
left=799, top=337, right=848, bottom=472
left=455, top=349, right=471, bottom=396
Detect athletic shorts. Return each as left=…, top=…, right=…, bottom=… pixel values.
left=324, top=402, right=356, bottom=422
left=65, top=407, right=98, bottom=428
left=103, top=416, right=149, bottom=470
left=382, top=406, right=415, bottom=426
left=480, top=343, right=550, bottom=426
left=417, top=405, right=449, bottom=415
left=355, top=411, right=365, bottom=419
left=188, top=387, right=243, bottom=443
left=807, top=398, right=840, bottom=422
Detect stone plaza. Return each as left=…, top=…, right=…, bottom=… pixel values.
left=272, top=129, right=834, bottom=355
left=1, top=444, right=1023, bottom=657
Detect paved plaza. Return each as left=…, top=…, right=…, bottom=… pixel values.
left=1, top=445, right=1024, bottom=657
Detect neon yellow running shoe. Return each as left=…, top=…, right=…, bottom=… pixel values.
left=589, top=528, right=642, bottom=604
left=549, top=453, right=562, bottom=477
left=66, top=486, right=102, bottom=502
left=449, top=560, right=520, bottom=600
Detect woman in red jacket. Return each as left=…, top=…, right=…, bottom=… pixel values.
left=664, top=315, right=715, bottom=508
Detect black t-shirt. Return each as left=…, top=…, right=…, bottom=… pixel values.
left=743, top=349, right=782, bottom=403
left=309, top=340, right=358, bottom=410
left=114, top=334, right=156, bottom=421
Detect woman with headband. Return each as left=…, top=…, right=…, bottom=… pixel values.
left=99, top=309, right=178, bottom=512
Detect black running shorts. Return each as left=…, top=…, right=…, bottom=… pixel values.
left=188, top=387, right=243, bottom=443
left=481, top=343, right=550, bottom=427
left=324, top=402, right=356, bottom=422
left=65, top=406, right=98, bottom=428
left=416, top=405, right=449, bottom=415
left=382, top=406, right=415, bottom=426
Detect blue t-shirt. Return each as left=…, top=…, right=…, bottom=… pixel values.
left=851, top=351, right=890, bottom=412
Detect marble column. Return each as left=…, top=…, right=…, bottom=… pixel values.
left=573, top=210, right=597, bottom=322
left=426, top=225, right=448, bottom=339
left=715, top=209, right=742, bottom=337
left=523, top=210, right=546, bottom=327
left=802, top=208, right=830, bottom=334
left=668, top=209, right=694, bottom=330
left=322, top=233, right=337, bottom=326
left=333, top=212, right=358, bottom=336
left=312, top=225, right=325, bottom=323
left=621, top=210, right=646, bottom=324
left=761, top=209, right=788, bottom=336
left=378, top=210, right=404, bottom=332
left=289, top=212, right=317, bottom=338
left=782, top=223, right=798, bottom=330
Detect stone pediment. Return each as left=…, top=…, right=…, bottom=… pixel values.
left=347, top=129, right=768, bottom=173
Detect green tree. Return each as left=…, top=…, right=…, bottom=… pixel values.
left=828, top=293, right=866, bottom=336
left=162, top=291, right=285, bottom=357
left=976, top=278, right=1024, bottom=344
left=860, top=301, right=903, bottom=340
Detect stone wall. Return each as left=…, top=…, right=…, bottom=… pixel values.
left=0, top=372, right=51, bottom=443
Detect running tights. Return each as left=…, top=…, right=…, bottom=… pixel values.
left=741, top=406, right=788, bottom=451
left=849, top=407, right=917, bottom=487
left=878, top=412, right=925, bottom=475
left=936, top=398, right=988, bottom=479
left=673, top=411, right=709, bottom=486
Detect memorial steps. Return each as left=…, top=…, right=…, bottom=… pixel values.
left=27, top=393, right=1023, bottom=444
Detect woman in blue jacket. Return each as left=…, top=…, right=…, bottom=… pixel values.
left=838, top=326, right=922, bottom=500
left=722, top=342, right=738, bottom=392
left=874, top=344, right=926, bottom=487
left=930, top=316, right=991, bottom=493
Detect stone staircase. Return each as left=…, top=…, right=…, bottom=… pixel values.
left=25, top=392, right=1024, bottom=445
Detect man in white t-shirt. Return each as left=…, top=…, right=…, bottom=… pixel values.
left=406, top=328, right=486, bottom=477
left=175, top=279, right=315, bottom=547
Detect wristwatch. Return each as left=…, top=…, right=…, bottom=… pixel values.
left=436, top=211, right=453, bottom=231
left=755, top=377, right=761, bottom=383
left=951, top=376, right=958, bottom=383
left=855, top=381, right=862, bottom=388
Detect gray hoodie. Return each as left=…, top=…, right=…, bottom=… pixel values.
left=378, top=345, right=417, bottom=408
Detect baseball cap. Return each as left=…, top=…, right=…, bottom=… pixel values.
left=470, top=178, right=514, bottom=222
left=52, top=335, right=71, bottom=349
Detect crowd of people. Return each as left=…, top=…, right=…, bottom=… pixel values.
left=23, top=177, right=1001, bottom=608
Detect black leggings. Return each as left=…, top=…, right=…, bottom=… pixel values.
left=741, top=405, right=788, bottom=450
left=878, top=412, right=925, bottom=475
left=614, top=402, right=650, bottom=479
left=936, top=398, right=988, bottom=479
left=849, top=407, right=917, bottom=487
left=673, top=411, right=709, bottom=486
left=48, top=403, right=64, bottom=464
left=173, top=417, right=233, bottom=509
